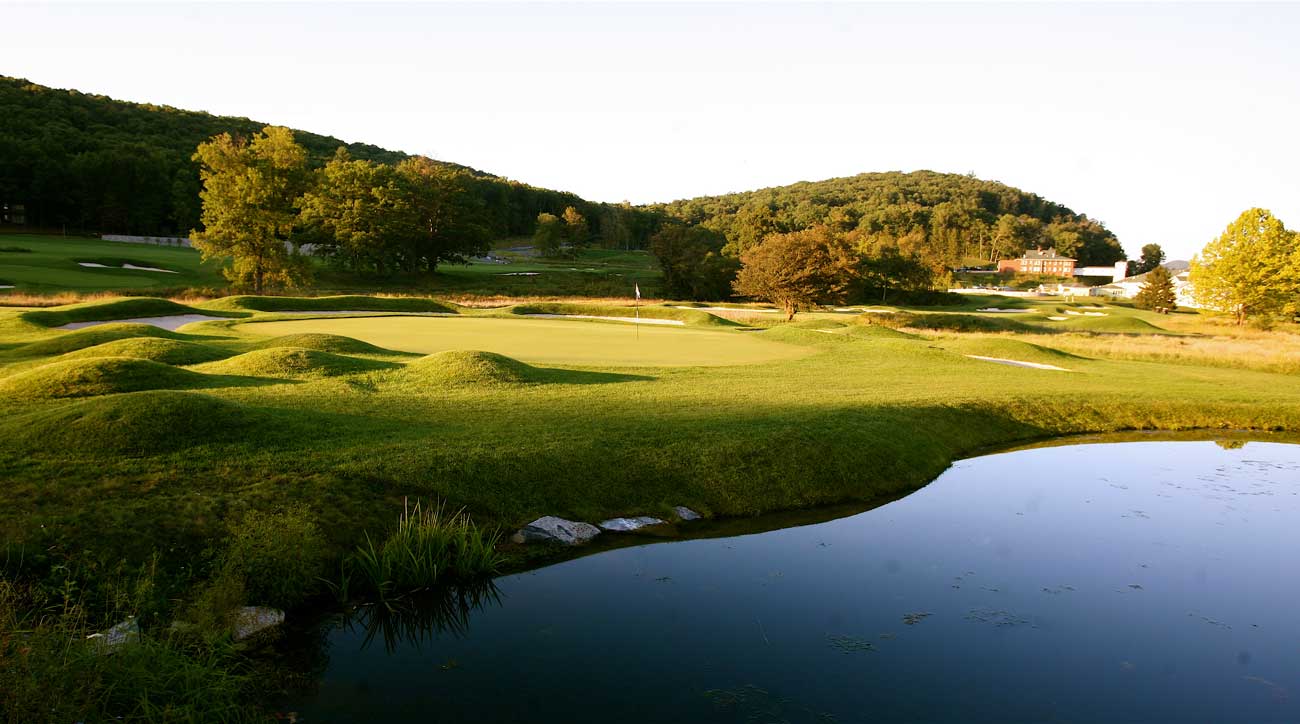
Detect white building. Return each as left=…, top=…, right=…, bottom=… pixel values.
left=1093, top=261, right=1198, bottom=307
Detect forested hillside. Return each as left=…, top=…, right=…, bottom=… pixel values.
left=0, top=76, right=601, bottom=239
left=649, top=171, right=1125, bottom=268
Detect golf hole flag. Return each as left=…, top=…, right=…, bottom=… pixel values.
left=635, top=283, right=641, bottom=300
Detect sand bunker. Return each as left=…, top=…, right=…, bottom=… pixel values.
left=977, top=308, right=1036, bottom=313
left=521, top=313, right=685, bottom=326
left=59, top=315, right=228, bottom=331
left=77, top=262, right=176, bottom=273
left=1064, top=310, right=1107, bottom=317
left=965, top=355, right=1070, bottom=371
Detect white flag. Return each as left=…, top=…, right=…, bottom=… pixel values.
left=635, top=283, right=641, bottom=300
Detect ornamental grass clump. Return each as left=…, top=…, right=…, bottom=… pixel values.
left=351, top=499, right=503, bottom=602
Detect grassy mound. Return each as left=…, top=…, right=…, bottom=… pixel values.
left=865, top=311, right=1039, bottom=334
left=20, top=297, right=238, bottom=328
left=251, top=333, right=395, bottom=356
left=842, top=323, right=921, bottom=340
left=403, top=350, right=542, bottom=386
left=1063, top=315, right=1174, bottom=335
left=936, top=337, right=1084, bottom=366
left=1, top=390, right=255, bottom=454
left=58, top=338, right=233, bottom=366
left=510, top=302, right=739, bottom=328
left=6, top=324, right=190, bottom=358
left=0, top=356, right=212, bottom=399
left=195, top=348, right=396, bottom=378
left=202, top=295, right=457, bottom=314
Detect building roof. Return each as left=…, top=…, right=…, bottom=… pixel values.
left=1020, top=248, right=1075, bottom=261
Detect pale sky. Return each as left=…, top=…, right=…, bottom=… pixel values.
left=4, top=1, right=1299, bottom=260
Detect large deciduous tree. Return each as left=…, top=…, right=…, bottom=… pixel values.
left=1191, top=208, right=1299, bottom=325
left=732, top=226, right=859, bottom=320
left=649, top=224, right=739, bottom=300
left=191, top=126, right=311, bottom=293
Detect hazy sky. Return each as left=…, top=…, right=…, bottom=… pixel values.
left=4, top=2, right=1298, bottom=259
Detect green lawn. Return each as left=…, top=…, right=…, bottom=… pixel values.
left=0, top=234, right=661, bottom=297
left=1, top=292, right=1297, bottom=719
left=244, top=315, right=809, bottom=366
left=0, top=234, right=226, bottom=292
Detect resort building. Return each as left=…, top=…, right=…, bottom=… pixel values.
left=998, top=248, right=1076, bottom=276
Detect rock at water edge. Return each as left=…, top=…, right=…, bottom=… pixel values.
left=598, top=516, right=667, bottom=532
left=519, top=516, right=601, bottom=545
left=673, top=506, right=702, bottom=521
left=233, top=606, right=285, bottom=640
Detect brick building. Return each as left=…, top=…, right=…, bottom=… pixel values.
left=997, top=248, right=1076, bottom=276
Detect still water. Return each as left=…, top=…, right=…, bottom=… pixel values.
left=290, top=440, right=1300, bottom=723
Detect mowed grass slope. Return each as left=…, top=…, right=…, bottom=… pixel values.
left=0, top=235, right=226, bottom=292
left=0, top=294, right=1298, bottom=574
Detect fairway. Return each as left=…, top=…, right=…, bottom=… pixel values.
left=244, top=315, right=811, bottom=366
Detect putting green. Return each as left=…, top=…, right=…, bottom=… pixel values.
left=244, top=316, right=811, bottom=367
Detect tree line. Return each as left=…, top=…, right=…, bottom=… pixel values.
left=0, top=76, right=633, bottom=243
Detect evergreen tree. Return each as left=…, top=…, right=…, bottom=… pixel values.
left=1134, top=265, right=1177, bottom=311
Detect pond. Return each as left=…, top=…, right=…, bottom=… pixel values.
left=284, top=439, right=1300, bottom=722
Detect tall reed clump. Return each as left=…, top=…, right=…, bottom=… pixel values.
left=349, top=499, right=503, bottom=602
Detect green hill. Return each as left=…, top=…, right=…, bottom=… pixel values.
left=0, top=76, right=598, bottom=240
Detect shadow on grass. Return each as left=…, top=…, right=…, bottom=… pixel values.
left=532, top=367, right=656, bottom=385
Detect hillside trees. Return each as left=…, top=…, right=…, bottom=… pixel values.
left=649, top=224, right=739, bottom=300
left=533, top=212, right=565, bottom=257
left=1191, top=208, right=1299, bottom=325
left=1135, top=243, right=1165, bottom=275
left=732, top=226, right=860, bottom=320
left=190, top=126, right=311, bottom=293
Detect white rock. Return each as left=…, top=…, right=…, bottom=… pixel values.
left=598, top=516, right=666, bottom=532
left=87, top=616, right=139, bottom=652
left=232, top=606, right=285, bottom=640
left=674, top=506, right=702, bottom=521
left=519, top=516, right=601, bottom=545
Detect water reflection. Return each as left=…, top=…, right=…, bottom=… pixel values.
left=290, top=440, right=1300, bottom=723
left=347, top=580, right=502, bottom=654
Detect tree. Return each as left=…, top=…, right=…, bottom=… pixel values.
left=1191, top=208, right=1299, bottom=325
left=562, top=206, right=589, bottom=252
left=392, top=157, right=491, bottom=272
left=297, top=149, right=404, bottom=275
left=534, top=212, right=565, bottom=258
left=1134, top=265, right=1177, bottom=311
left=732, top=226, right=859, bottom=320
left=191, top=126, right=311, bottom=293
left=649, top=224, right=738, bottom=300
left=1128, top=243, right=1165, bottom=276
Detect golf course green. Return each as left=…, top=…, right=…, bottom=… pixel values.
left=244, top=315, right=812, bottom=366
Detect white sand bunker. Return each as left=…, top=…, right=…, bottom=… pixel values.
left=1064, top=310, right=1107, bottom=317
left=977, top=308, right=1035, bottom=313
left=0, top=285, right=14, bottom=290
left=1048, top=316, right=1068, bottom=321
left=522, top=314, right=685, bottom=326
left=78, top=262, right=176, bottom=273
left=965, top=355, right=1070, bottom=371
left=58, top=314, right=228, bottom=331
left=498, top=272, right=541, bottom=276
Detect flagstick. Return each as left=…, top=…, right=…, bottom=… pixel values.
left=635, top=288, right=640, bottom=341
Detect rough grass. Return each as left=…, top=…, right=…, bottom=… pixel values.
left=4, top=323, right=192, bottom=357
left=930, top=337, right=1084, bottom=367
left=202, top=294, right=458, bottom=314
left=194, top=348, right=399, bottom=379
left=58, top=337, right=234, bottom=366
left=21, top=297, right=242, bottom=328
left=1059, top=315, right=1176, bottom=335
left=1, top=390, right=258, bottom=454
left=403, top=350, right=542, bottom=387
left=0, top=357, right=214, bottom=399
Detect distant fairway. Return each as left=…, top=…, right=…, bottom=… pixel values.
left=245, top=315, right=811, bottom=366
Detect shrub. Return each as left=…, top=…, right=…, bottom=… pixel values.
left=220, top=508, right=328, bottom=609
